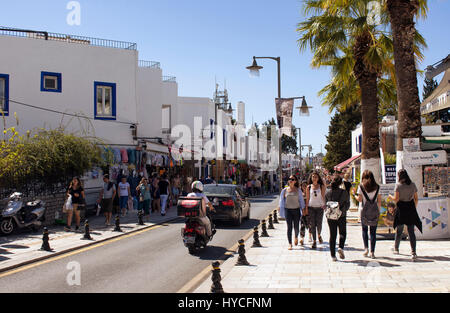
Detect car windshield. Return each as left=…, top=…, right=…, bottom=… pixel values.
left=203, top=185, right=234, bottom=195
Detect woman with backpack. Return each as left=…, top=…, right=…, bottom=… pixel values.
left=279, top=175, right=306, bottom=250
left=325, top=176, right=350, bottom=261
left=356, top=170, right=381, bottom=259
left=387, top=169, right=422, bottom=261
left=306, top=171, right=327, bottom=249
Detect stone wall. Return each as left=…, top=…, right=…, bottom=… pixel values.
left=22, top=193, right=69, bottom=226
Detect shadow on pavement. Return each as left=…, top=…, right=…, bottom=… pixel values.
left=215, top=219, right=261, bottom=230
left=348, top=259, right=401, bottom=267
left=380, top=256, right=434, bottom=263
left=1, top=244, right=29, bottom=249
left=417, top=255, right=450, bottom=262
left=194, top=246, right=234, bottom=261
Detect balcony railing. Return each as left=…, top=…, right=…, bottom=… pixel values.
left=138, top=60, right=161, bottom=69
left=163, top=76, right=177, bottom=83
left=0, top=26, right=137, bottom=50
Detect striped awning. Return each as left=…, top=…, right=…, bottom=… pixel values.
left=334, top=154, right=361, bottom=171
left=423, top=136, right=450, bottom=144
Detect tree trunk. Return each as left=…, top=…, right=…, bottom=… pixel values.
left=353, top=31, right=381, bottom=183
left=387, top=0, right=423, bottom=196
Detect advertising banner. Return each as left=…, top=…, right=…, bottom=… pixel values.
left=385, top=165, right=396, bottom=184
left=415, top=197, right=450, bottom=240
left=275, top=98, right=294, bottom=137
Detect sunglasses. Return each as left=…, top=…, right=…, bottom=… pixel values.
left=288, top=178, right=297, bottom=182
left=314, top=191, right=317, bottom=197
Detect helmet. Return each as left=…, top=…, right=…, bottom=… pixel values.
left=191, top=181, right=204, bottom=192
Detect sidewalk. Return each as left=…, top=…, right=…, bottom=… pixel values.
left=0, top=206, right=179, bottom=273
left=194, top=206, right=450, bottom=293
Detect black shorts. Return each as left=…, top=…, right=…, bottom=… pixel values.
left=101, top=198, right=113, bottom=213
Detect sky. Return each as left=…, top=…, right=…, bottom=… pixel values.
left=1, top=0, right=449, bottom=156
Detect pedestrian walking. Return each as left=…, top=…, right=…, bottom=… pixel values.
left=151, top=175, right=161, bottom=213
left=356, top=170, right=381, bottom=259
left=65, top=177, right=84, bottom=232
left=279, top=175, right=306, bottom=250
left=97, top=174, right=116, bottom=226
left=159, top=174, right=171, bottom=216
left=325, top=176, right=350, bottom=261
left=118, top=176, right=132, bottom=217
left=387, top=169, right=422, bottom=261
left=299, top=180, right=311, bottom=245
left=137, top=177, right=152, bottom=222
left=255, top=178, right=262, bottom=195
left=306, top=171, right=326, bottom=249
left=172, top=174, right=181, bottom=203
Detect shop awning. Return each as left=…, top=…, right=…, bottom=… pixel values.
left=421, top=68, right=450, bottom=115
left=423, top=136, right=450, bottom=144
left=334, top=154, right=361, bottom=171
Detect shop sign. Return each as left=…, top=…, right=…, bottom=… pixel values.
left=403, top=150, right=447, bottom=166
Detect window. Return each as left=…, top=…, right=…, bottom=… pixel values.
left=0, top=74, right=9, bottom=116
left=162, top=105, right=171, bottom=133
left=94, top=82, right=116, bottom=120
left=41, top=72, right=62, bottom=93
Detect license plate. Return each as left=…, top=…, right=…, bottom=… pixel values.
left=184, top=236, right=195, bottom=244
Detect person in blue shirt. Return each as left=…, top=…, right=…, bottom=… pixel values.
left=279, top=175, right=306, bottom=250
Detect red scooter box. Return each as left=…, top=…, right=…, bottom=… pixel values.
left=177, top=197, right=203, bottom=217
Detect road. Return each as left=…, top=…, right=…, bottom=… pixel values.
left=0, top=195, right=279, bottom=293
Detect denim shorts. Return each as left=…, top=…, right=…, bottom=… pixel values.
left=119, top=196, right=128, bottom=209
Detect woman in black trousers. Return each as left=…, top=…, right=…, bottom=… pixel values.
left=325, top=176, right=350, bottom=261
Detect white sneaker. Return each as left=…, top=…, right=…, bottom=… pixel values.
left=338, top=248, right=345, bottom=260
left=331, top=256, right=337, bottom=262
left=392, top=248, right=399, bottom=255
left=363, top=249, right=369, bottom=257
left=412, top=253, right=417, bottom=261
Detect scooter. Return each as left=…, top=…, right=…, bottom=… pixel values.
left=0, top=192, right=46, bottom=235
left=178, top=197, right=216, bottom=254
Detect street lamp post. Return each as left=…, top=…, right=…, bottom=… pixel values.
left=246, top=56, right=283, bottom=192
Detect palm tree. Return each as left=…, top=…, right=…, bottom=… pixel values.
left=297, top=0, right=395, bottom=181
left=385, top=0, right=428, bottom=194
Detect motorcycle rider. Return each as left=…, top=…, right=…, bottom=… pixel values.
left=187, top=181, right=216, bottom=238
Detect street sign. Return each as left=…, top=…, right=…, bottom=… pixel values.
left=403, top=150, right=447, bottom=166
left=403, top=138, right=420, bottom=152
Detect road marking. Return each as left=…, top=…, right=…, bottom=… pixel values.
left=0, top=224, right=163, bottom=279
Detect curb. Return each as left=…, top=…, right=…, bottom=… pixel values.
left=177, top=211, right=277, bottom=293
left=0, top=216, right=181, bottom=275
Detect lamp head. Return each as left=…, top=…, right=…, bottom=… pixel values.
left=297, top=97, right=312, bottom=116
left=246, top=57, right=263, bottom=77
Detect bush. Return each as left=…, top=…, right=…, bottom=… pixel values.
left=0, top=126, right=113, bottom=189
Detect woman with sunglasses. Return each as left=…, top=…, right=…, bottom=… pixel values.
left=306, top=171, right=327, bottom=249
left=279, top=175, right=306, bottom=250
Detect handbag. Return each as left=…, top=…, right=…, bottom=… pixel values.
left=63, top=195, right=73, bottom=213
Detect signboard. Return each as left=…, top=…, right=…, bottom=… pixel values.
left=275, top=98, right=294, bottom=137
left=385, top=165, right=396, bottom=184
left=403, top=138, right=420, bottom=152
left=415, top=197, right=450, bottom=240
left=403, top=150, right=447, bottom=166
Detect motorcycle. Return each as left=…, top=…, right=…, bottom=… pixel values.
left=177, top=197, right=216, bottom=254
left=0, top=192, right=46, bottom=235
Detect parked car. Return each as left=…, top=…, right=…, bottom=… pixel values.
left=203, top=184, right=250, bottom=226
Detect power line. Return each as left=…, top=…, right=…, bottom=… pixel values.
left=1, top=97, right=135, bottom=125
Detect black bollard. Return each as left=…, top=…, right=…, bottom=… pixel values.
left=268, top=214, right=275, bottom=229
left=252, top=226, right=262, bottom=248
left=273, top=210, right=279, bottom=223
left=137, top=210, right=145, bottom=226
left=82, top=220, right=93, bottom=240
left=210, top=261, right=224, bottom=293
left=236, top=239, right=250, bottom=266
left=40, top=227, right=52, bottom=252
left=261, top=219, right=269, bottom=237
left=114, top=215, right=122, bottom=232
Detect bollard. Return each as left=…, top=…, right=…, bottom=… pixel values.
left=261, top=219, right=269, bottom=237
left=236, top=239, right=250, bottom=266
left=82, top=220, right=93, bottom=240
left=268, top=214, right=275, bottom=229
left=273, top=210, right=279, bottom=223
left=210, top=261, right=224, bottom=293
left=40, top=227, right=52, bottom=252
left=137, top=210, right=145, bottom=226
left=114, top=215, right=122, bottom=232
left=252, top=226, right=262, bottom=248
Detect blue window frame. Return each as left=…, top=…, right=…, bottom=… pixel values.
left=210, top=119, right=214, bottom=139
left=0, top=74, right=9, bottom=116
left=358, top=134, right=362, bottom=153
left=94, top=81, right=116, bottom=120
left=41, top=71, right=62, bottom=93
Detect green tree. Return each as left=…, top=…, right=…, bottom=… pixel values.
left=422, top=77, right=438, bottom=101
left=323, top=106, right=362, bottom=171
